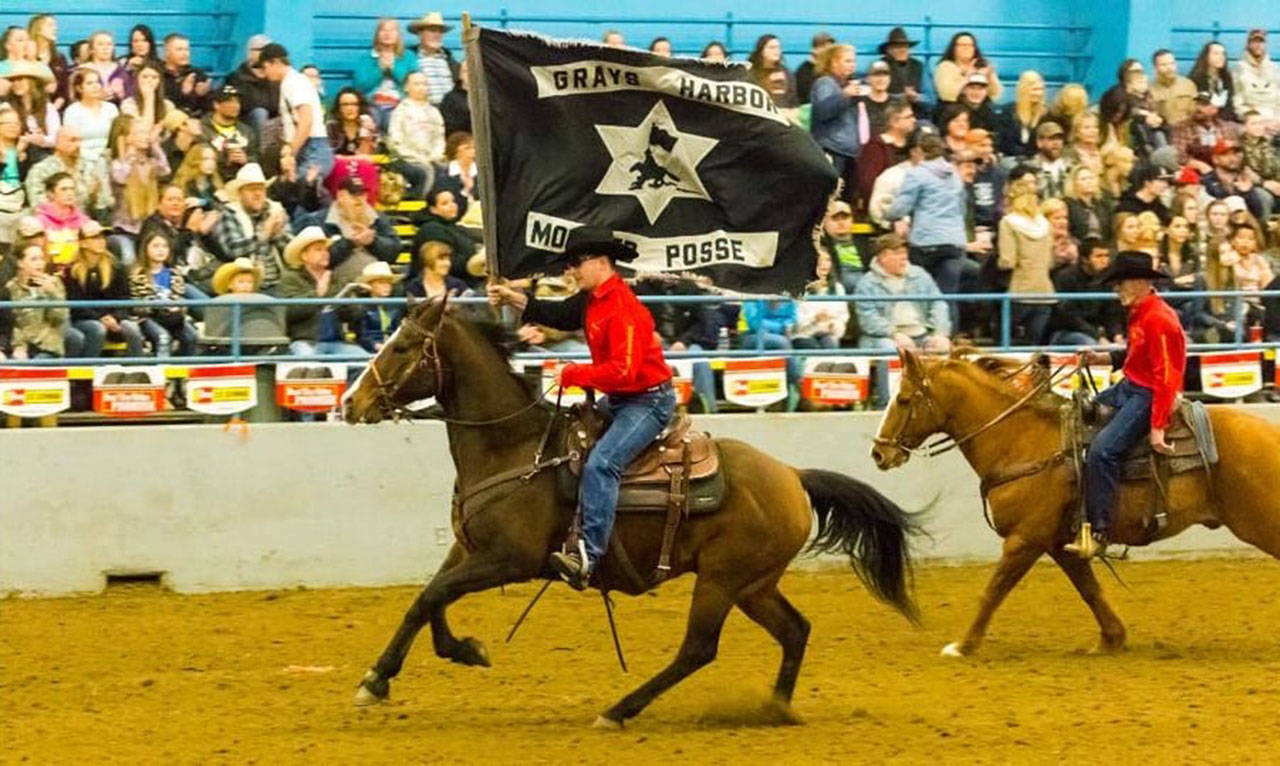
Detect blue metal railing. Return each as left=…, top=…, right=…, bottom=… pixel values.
left=1168, top=22, right=1280, bottom=65
left=0, top=8, right=240, bottom=70
left=4, top=291, right=1276, bottom=367
left=311, top=11, right=1092, bottom=88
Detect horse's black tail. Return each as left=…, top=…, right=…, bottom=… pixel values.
left=799, top=469, right=922, bottom=623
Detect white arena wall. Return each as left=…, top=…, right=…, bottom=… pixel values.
left=3, top=408, right=1277, bottom=596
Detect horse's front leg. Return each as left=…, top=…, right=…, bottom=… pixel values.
left=941, top=535, right=1042, bottom=657
left=354, top=545, right=535, bottom=705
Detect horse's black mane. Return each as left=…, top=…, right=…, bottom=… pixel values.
left=450, top=312, right=544, bottom=399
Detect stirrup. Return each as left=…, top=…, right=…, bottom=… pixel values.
left=1064, top=523, right=1107, bottom=560
left=550, top=539, right=591, bottom=590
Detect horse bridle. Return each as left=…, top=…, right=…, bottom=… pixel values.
left=874, top=359, right=1073, bottom=459
left=361, top=315, right=549, bottom=427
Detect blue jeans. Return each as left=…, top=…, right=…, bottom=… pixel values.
left=297, top=137, right=335, bottom=179
left=579, top=383, right=677, bottom=564
left=684, top=343, right=717, bottom=414
left=1049, top=330, right=1099, bottom=347
left=910, top=244, right=964, bottom=327
left=1012, top=303, right=1053, bottom=346
left=289, top=339, right=369, bottom=358
left=140, top=317, right=198, bottom=357
left=1084, top=380, right=1153, bottom=534
left=65, top=318, right=144, bottom=358
left=859, top=336, right=900, bottom=407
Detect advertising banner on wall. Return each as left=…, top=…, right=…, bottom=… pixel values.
left=0, top=367, right=71, bottom=418
left=275, top=364, right=347, bottom=413
left=186, top=365, right=258, bottom=416
left=91, top=366, right=166, bottom=417
left=1199, top=351, right=1263, bottom=399
left=800, top=357, right=870, bottom=405
left=722, top=357, right=787, bottom=408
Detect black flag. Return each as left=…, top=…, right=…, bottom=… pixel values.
left=470, top=27, right=838, bottom=295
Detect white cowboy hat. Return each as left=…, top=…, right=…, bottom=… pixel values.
left=225, top=163, right=268, bottom=195
left=408, top=11, right=453, bottom=33
left=357, top=261, right=404, bottom=286
left=212, top=257, right=265, bottom=295
left=5, top=60, right=55, bottom=84
left=283, top=226, right=338, bottom=269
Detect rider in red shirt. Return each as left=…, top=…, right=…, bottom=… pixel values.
left=1067, top=251, right=1187, bottom=558
left=488, top=227, right=674, bottom=587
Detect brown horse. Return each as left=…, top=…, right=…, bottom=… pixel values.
left=341, top=298, right=922, bottom=727
left=870, top=348, right=1280, bottom=656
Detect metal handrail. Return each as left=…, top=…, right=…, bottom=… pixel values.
left=311, top=10, right=1091, bottom=83
left=4, top=291, right=1276, bottom=366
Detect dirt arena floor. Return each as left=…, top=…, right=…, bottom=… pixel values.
left=3, top=556, right=1279, bottom=765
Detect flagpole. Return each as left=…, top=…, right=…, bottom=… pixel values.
left=461, top=12, right=501, bottom=288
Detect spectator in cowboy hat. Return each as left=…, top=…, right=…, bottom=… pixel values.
left=409, top=12, right=459, bottom=107
left=878, top=27, right=924, bottom=108
left=276, top=225, right=366, bottom=358
left=212, top=256, right=264, bottom=295
left=211, top=162, right=290, bottom=292
left=351, top=261, right=404, bottom=352
left=295, top=175, right=400, bottom=288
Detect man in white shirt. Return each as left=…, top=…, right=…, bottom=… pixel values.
left=258, top=43, right=334, bottom=178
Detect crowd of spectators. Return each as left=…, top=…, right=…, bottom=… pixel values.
left=1, top=14, right=1279, bottom=410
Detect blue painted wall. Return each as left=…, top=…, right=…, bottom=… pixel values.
left=6, top=2, right=1277, bottom=100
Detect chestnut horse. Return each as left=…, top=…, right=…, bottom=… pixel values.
left=341, top=299, right=922, bottom=727
left=870, top=348, right=1280, bottom=657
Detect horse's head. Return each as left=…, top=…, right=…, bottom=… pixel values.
left=870, top=348, right=948, bottom=470
left=343, top=295, right=448, bottom=424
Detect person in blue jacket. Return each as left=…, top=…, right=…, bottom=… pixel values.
left=740, top=299, right=806, bottom=410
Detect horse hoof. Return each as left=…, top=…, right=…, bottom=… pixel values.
left=451, top=637, right=491, bottom=667
left=354, top=685, right=383, bottom=707
left=940, top=642, right=967, bottom=658
left=353, top=670, right=388, bottom=706
left=763, top=698, right=804, bottom=726
left=593, top=715, right=624, bottom=731
left=1087, top=640, right=1126, bottom=656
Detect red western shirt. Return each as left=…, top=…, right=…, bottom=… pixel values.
left=522, top=274, right=672, bottom=395
left=1116, top=291, right=1186, bottom=429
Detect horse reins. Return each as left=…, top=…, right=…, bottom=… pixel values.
left=364, top=316, right=550, bottom=427
left=875, top=360, right=1075, bottom=458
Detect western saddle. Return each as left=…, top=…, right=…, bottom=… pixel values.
left=558, top=408, right=724, bottom=590
left=1062, top=394, right=1219, bottom=538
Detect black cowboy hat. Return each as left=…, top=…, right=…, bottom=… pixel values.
left=878, top=27, right=919, bottom=54
left=1101, top=251, right=1170, bottom=284
left=563, top=226, right=638, bottom=264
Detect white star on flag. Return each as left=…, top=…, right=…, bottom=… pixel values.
left=593, top=100, right=719, bottom=225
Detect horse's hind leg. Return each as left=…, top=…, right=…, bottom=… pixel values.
left=943, top=536, right=1042, bottom=657
left=736, top=582, right=810, bottom=708
left=596, top=576, right=736, bottom=728
left=354, top=548, right=523, bottom=705
left=1048, top=549, right=1127, bottom=653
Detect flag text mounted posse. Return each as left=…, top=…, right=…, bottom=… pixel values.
left=468, top=27, right=837, bottom=295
